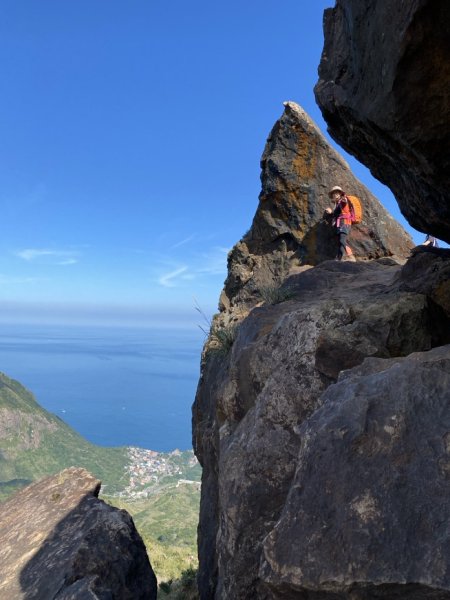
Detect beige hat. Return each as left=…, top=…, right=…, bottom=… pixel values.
left=328, top=186, right=345, bottom=198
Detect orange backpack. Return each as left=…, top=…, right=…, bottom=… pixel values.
left=347, top=195, right=363, bottom=224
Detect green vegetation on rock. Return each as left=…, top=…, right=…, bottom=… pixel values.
left=158, top=566, right=199, bottom=599
left=106, top=483, right=200, bottom=583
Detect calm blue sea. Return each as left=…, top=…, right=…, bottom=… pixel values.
left=0, top=323, right=204, bottom=452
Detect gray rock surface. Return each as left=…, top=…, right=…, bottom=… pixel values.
left=220, top=102, right=413, bottom=318
left=261, top=344, right=450, bottom=599
left=0, top=467, right=157, bottom=599
left=194, top=2, right=450, bottom=597
left=193, top=249, right=450, bottom=599
left=314, top=0, right=450, bottom=243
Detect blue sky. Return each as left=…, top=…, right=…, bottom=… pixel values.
left=0, top=1, right=428, bottom=327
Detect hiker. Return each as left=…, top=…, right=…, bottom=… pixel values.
left=422, top=234, right=439, bottom=247
left=324, top=186, right=356, bottom=261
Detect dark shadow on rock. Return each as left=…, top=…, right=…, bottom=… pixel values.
left=410, top=245, right=450, bottom=258
left=299, top=220, right=338, bottom=263
left=16, top=485, right=157, bottom=599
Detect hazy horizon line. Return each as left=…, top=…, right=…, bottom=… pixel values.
left=0, top=300, right=217, bottom=330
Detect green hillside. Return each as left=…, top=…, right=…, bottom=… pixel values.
left=0, top=370, right=202, bottom=588
left=106, top=482, right=200, bottom=582
left=0, top=371, right=128, bottom=500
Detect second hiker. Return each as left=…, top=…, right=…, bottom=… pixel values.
left=325, top=185, right=356, bottom=262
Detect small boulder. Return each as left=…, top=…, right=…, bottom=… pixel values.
left=0, top=467, right=157, bottom=599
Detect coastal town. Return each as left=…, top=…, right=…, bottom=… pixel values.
left=118, top=446, right=201, bottom=499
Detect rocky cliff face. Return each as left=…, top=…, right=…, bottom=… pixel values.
left=193, top=12, right=450, bottom=593
left=261, top=339, right=450, bottom=598
left=314, top=0, right=450, bottom=244
left=219, top=102, right=413, bottom=320
left=194, top=243, right=450, bottom=599
left=0, top=467, right=157, bottom=599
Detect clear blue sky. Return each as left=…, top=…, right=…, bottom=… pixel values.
left=0, top=1, right=427, bottom=327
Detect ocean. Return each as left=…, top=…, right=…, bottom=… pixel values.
left=0, top=323, right=204, bottom=452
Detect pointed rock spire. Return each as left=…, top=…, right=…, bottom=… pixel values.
left=221, top=102, right=413, bottom=315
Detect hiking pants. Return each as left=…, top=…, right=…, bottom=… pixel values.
left=336, top=225, right=350, bottom=260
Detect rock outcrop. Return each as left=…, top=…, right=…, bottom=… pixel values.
left=193, top=246, right=450, bottom=599
left=193, top=3, right=450, bottom=595
left=261, top=343, right=450, bottom=598
left=0, top=467, right=157, bottom=599
left=220, top=102, right=413, bottom=318
left=314, top=0, right=450, bottom=243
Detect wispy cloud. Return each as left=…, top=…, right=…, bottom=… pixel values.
left=170, top=234, right=196, bottom=250
left=158, top=266, right=189, bottom=287
left=15, top=248, right=80, bottom=265
left=154, top=245, right=229, bottom=289
left=16, top=249, right=53, bottom=261
left=0, top=274, right=43, bottom=285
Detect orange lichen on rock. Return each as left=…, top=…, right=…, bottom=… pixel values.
left=291, top=130, right=318, bottom=183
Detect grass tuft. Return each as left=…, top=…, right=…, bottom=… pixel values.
left=194, top=299, right=237, bottom=356
left=209, top=323, right=237, bottom=355
left=158, top=567, right=198, bottom=599
left=259, top=285, right=295, bottom=305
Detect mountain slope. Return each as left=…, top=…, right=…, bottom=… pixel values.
left=0, top=371, right=128, bottom=500
left=0, top=370, right=202, bottom=585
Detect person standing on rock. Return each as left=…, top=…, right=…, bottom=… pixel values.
left=325, top=186, right=356, bottom=261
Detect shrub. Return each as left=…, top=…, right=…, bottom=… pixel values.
left=194, top=299, right=237, bottom=356
left=209, top=323, right=237, bottom=355
left=259, top=285, right=295, bottom=305
left=159, top=580, right=173, bottom=594
left=176, top=567, right=198, bottom=599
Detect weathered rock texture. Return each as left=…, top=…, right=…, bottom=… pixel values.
left=220, top=102, right=413, bottom=318
left=261, top=343, right=450, bottom=598
left=194, top=2, right=450, bottom=597
left=314, top=0, right=450, bottom=243
left=0, top=467, right=157, bottom=599
left=193, top=246, right=450, bottom=599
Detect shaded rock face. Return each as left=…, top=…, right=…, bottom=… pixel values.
left=192, top=249, right=450, bottom=599
left=194, top=3, right=450, bottom=597
left=221, top=102, right=413, bottom=317
left=314, top=0, right=450, bottom=243
left=0, top=467, right=157, bottom=599
left=261, top=344, right=450, bottom=599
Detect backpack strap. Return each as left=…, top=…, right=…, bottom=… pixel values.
left=347, top=197, right=356, bottom=223
left=335, top=197, right=352, bottom=227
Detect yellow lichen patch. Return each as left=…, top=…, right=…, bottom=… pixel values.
left=290, top=130, right=318, bottom=182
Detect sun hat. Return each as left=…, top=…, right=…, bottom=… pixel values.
left=328, top=186, right=345, bottom=198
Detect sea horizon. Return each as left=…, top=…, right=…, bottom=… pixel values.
left=0, top=321, right=204, bottom=452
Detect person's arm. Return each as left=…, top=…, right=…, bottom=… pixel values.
left=333, top=199, right=345, bottom=218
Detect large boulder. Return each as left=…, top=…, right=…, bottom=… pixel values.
left=221, top=102, right=413, bottom=316
left=193, top=248, right=450, bottom=599
left=0, top=467, right=157, bottom=599
left=261, top=344, right=450, bottom=599
left=194, top=2, right=450, bottom=597
left=193, top=104, right=413, bottom=598
left=314, top=0, right=450, bottom=243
